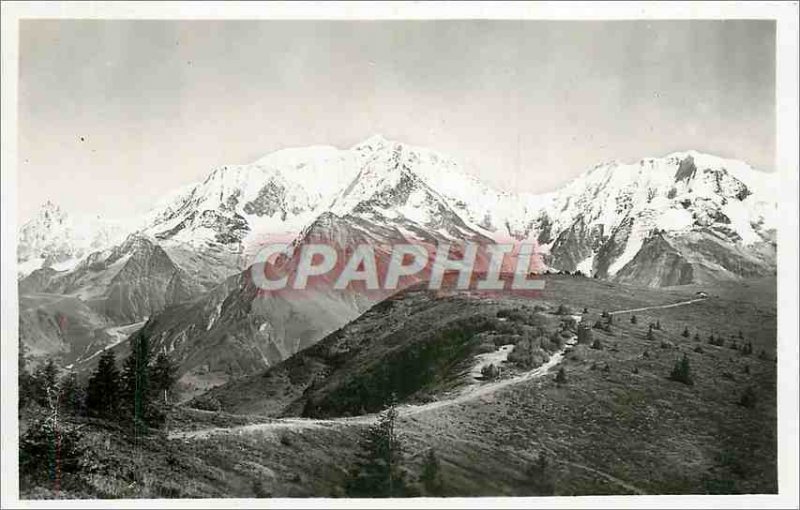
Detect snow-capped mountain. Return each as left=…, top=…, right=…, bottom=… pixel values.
left=140, top=135, right=541, bottom=258
left=18, top=136, right=777, bottom=376
left=534, top=151, right=777, bottom=286
left=18, top=201, right=128, bottom=276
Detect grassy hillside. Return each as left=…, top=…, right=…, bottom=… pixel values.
left=194, top=283, right=567, bottom=417
left=20, top=275, right=777, bottom=498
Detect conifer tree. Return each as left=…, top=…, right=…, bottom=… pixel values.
left=121, top=336, right=152, bottom=430
left=669, top=353, right=694, bottom=385
left=630, top=315, right=637, bottom=324
left=86, top=350, right=120, bottom=418
left=346, top=402, right=409, bottom=497
left=555, top=367, right=567, bottom=384
left=150, top=352, right=178, bottom=404
left=682, top=327, right=690, bottom=338
left=419, top=448, right=444, bottom=496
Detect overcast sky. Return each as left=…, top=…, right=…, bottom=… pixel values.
left=18, top=20, right=775, bottom=221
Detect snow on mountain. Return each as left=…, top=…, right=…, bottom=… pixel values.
left=535, top=150, right=777, bottom=285
left=21, top=137, right=778, bottom=292
left=17, top=201, right=128, bottom=277
left=137, top=135, right=542, bottom=279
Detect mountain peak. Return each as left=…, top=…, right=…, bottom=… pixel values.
left=351, top=134, right=393, bottom=152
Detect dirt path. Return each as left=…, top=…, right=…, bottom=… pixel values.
left=170, top=335, right=578, bottom=440
left=557, top=459, right=647, bottom=495
left=170, top=301, right=703, bottom=441
left=608, top=297, right=706, bottom=316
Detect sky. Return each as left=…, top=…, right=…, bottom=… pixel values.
left=18, top=20, right=775, bottom=221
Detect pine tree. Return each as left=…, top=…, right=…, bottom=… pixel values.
left=682, top=327, right=690, bottom=338
left=32, top=359, right=59, bottom=407
left=655, top=320, right=661, bottom=330
left=555, top=367, right=567, bottom=384
left=121, top=336, right=152, bottom=430
left=591, top=337, right=603, bottom=350
left=346, top=402, right=409, bottom=497
left=86, top=350, right=120, bottom=418
left=630, top=315, right=637, bottom=324
left=58, top=371, right=85, bottom=416
left=419, top=448, right=444, bottom=496
left=669, top=353, right=694, bottom=385
left=646, top=325, right=655, bottom=340
left=18, top=343, right=41, bottom=411
left=694, top=333, right=700, bottom=341
left=150, top=352, right=178, bottom=404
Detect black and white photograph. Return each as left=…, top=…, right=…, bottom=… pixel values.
left=1, top=2, right=798, bottom=508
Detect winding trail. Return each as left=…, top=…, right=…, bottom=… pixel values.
left=170, top=298, right=704, bottom=441
left=169, top=334, right=579, bottom=441
left=608, top=297, right=706, bottom=316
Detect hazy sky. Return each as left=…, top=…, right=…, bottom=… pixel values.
left=18, top=20, right=775, bottom=221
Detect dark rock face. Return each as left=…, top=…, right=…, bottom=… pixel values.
left=593, top=216, right=635, bottom=278
left=244, top=180, right=292, bottom=217
left=612, top=230, right=776, bottom=287
left=675, top=156, right=697, bottom=182
left=548, top=217, right=605, bottom=272
left=613, top=232, right=695, bottom=287
left=101, top=238, right=205, bottom=322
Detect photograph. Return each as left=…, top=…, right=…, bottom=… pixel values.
left=2, top=2, right=798, bottom=508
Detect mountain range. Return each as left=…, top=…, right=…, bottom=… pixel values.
left=17, top=135, right=777, bottom=387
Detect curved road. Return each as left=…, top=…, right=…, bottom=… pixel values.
left=170, top=298, right=704, bottom=441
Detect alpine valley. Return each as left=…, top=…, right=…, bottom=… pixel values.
left=18, top=135, right=777, bottom=389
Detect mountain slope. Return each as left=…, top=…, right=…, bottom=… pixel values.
left=19, top=234, right=203, bottom=323
left=536, top=152, right=776, bottom=286
left=191, top=283, right=568, bottom=417
left=17, top=201, right=126, bottom=276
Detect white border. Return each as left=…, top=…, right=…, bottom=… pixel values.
left=1, top=2, right=798, bottom=509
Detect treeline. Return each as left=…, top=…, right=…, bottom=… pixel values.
left=20, top=336, right=177, bottom=429
left=19, top=337, right=177, bottom=492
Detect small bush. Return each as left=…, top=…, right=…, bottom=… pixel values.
left=669, top=354, right=694, bottom=386
left=682, top=327, right=690, bottom=338
left=190, top=395, right=223, bottom=412
left=554, top=367, right=567, bottom=384
left=694, top=346, right=704, bottom=354
left=739, top=386, right=757, bottom=408
left=481, top=364, right=500, bottom=380
left=591, top=338, right=603, bottom=350
left=630, top=315, right=637, bottom=324
left=577, top=325, right=594, bottom=345
left=526, top=453, right=556, bottom=495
